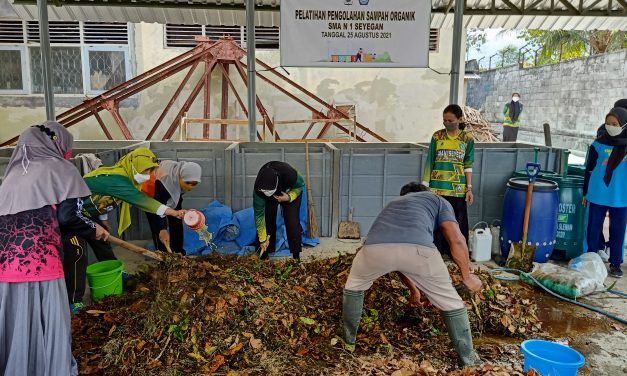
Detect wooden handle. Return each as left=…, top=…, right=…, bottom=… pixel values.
left=164, top=243, right=173, bottom=254
left=108, top=236, right=164, bottom=262
left=521, top=182, right=534, bottom=244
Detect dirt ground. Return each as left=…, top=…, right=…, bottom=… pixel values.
left=108, top=237, right=627, bottom=374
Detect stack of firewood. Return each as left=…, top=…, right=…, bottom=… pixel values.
left=462, top=106, right=500, bottom=142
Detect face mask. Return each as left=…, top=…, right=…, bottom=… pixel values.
left=606, top=124, right=625, bottom=137
left=64, top=150, right=72, bottom=160
left=259, top=176, right=279, bottom=197
left=512, top=97, right=520, bottom=102
left=260, top=188, right=277, bottom=197
left=132, top=165, right=151, bottom=184
left=443, top=122, right=458, bottom=132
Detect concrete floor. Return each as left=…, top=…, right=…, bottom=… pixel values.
left=109, top=237, right=627, bottom=374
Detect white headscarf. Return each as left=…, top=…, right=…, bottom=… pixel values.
left=155, top=160, right=202, bottom=207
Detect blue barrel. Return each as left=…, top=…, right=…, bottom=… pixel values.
left=500, top=177, right=559, bottom=263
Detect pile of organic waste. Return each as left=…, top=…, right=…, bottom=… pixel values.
left=72, top=253, right=545, bottom=375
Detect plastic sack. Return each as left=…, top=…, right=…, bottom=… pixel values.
left=568, top=252, right=608, bottom=283
left=522, top=253, right=607, bottom=299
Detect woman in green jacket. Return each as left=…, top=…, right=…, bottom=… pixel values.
left=62, top=148, right=186, bottom=312
left=422, top=104, right=475, bottom=256
left=502, top=92, right=523, bottom=142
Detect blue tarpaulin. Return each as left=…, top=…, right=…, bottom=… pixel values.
left=183, top=189, right=319, bottom=257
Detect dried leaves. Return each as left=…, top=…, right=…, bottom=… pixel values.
left=72, top=253, right=543, bottom=375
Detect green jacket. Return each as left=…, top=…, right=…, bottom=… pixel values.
left=253, top=174, right=305, bottom=242
left=422, top=129, right=475, bottom=198
left=503, top=103, right=523, bottom=127
left=83, top=174, right=163, bottom=221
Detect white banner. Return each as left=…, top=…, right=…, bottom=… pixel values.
left=280, top=0, right=431, bottom=68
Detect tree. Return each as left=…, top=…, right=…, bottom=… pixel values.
left=466, top=28, right=487, bottom=58
left=518, top=30, right=625, bottom=64
left=497, top=45, right=519, bottom=67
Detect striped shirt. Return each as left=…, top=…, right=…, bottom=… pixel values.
left=423, top=129, right=474, bottom=198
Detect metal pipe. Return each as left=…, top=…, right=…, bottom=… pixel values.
left=322, top=146, right=327, bottom=236
left=449, top=0, right=465, bottom=104
left=37, top=0, right=55, bottom=120
left=246, top=0, right=257, bottom=142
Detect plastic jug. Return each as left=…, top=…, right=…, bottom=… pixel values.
left=490, top=220, right=501, bottom=258
left=470, top=223, right=492, bottom=262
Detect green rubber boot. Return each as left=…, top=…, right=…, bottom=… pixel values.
left=442, top=308, right=481, bottom=367
left=342, top=289, right=365, bottom=352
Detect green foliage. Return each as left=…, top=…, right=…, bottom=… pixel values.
left=518, top=29, right=625, bottom=65
left=168, top=318, right=190, bottom=341
left=467, top=28, right=488, bottom=53
left=497, top=44, right=519, bottom=67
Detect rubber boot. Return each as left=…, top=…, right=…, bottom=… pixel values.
left=442, top=308, right=480, bottom=367
left=342, top=289, right=365, bottom=351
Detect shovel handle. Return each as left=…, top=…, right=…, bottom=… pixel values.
left=526, top=162, right=541, bottom=183
left=521, top=164, right=538, bottom=244
left=108, top=236, right=164, bottom=262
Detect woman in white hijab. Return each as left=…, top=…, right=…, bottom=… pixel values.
left=143, top=160, right=202, bottom=253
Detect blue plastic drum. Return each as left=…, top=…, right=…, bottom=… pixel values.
left=500, top=177, right=559, bottom=263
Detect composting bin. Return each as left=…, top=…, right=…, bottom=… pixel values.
left=500, top=177, right=559, bottom=263
left=543, top=175, right=586, bottom=260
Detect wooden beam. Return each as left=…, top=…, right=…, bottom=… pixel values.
left=146, top=59, right=201, bottom=140
left=162, top=61, right=217, bottom=140
left=220, top=63, right=229, bottom=139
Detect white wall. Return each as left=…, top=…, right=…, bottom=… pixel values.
left=0, top=23, right=466, bottom=143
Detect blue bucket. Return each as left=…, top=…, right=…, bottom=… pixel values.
left=521, top=340, right=585, bottom=376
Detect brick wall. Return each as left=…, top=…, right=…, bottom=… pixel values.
left=466, top=49, right=627, bottom=152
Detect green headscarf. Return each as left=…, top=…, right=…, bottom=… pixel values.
left=85, top=147, right=160, bottom=234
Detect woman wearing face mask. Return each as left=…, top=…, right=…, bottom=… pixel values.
left=583, top=107, right=627, bottom=278
left=0, top=122, right=109, bottom=376
left=62, top=148, right=186, bottom=312
left=142, top=160, right=202, bottom=254
left=503, top=92, right=523, bottom=142
left=422, top=104, right=475, bottom=256
left=253, top=161, right=305, bottom=260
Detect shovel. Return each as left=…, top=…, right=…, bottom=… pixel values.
left=108, top=235, right=164, bottom=262
left=505, top=162, right=540, bottom=272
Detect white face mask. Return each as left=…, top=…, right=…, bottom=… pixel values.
left=260, top=188, right=277, bottom=197
left=512, top=97, right=520, bottom=102
left=259, top=177, right=278, bottom=197
left=606, top=124, right=625, bottom=137
left=132, top=165, right=151, bottom=184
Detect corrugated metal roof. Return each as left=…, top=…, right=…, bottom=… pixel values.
left=9, top=0, right=627, bottom=30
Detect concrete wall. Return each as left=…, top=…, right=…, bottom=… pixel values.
left=0, top=22, right=465, bottom=144
left=466, top=49, right=627, bottom=152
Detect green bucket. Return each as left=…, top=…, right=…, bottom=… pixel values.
left=543, top=175, right=586, bottom=260
left=86, top=260, right=124, bottom=302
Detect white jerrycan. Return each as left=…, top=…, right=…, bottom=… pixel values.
left=469, top=222, right=492, bottom=262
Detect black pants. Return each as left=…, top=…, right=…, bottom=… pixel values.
left=62, top=233, right=117, bottom=304
left=502, top=126, right=519, bottom=142
left=150, top=217, right=184, bottom=254
left=259, top=195, right=303, bottom=260
left=148, top=199, right=185, bottom=254
left=434, top=195, right=469, bottom=257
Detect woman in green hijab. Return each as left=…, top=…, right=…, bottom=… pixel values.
left=62, top=148, right=186, bottom=312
